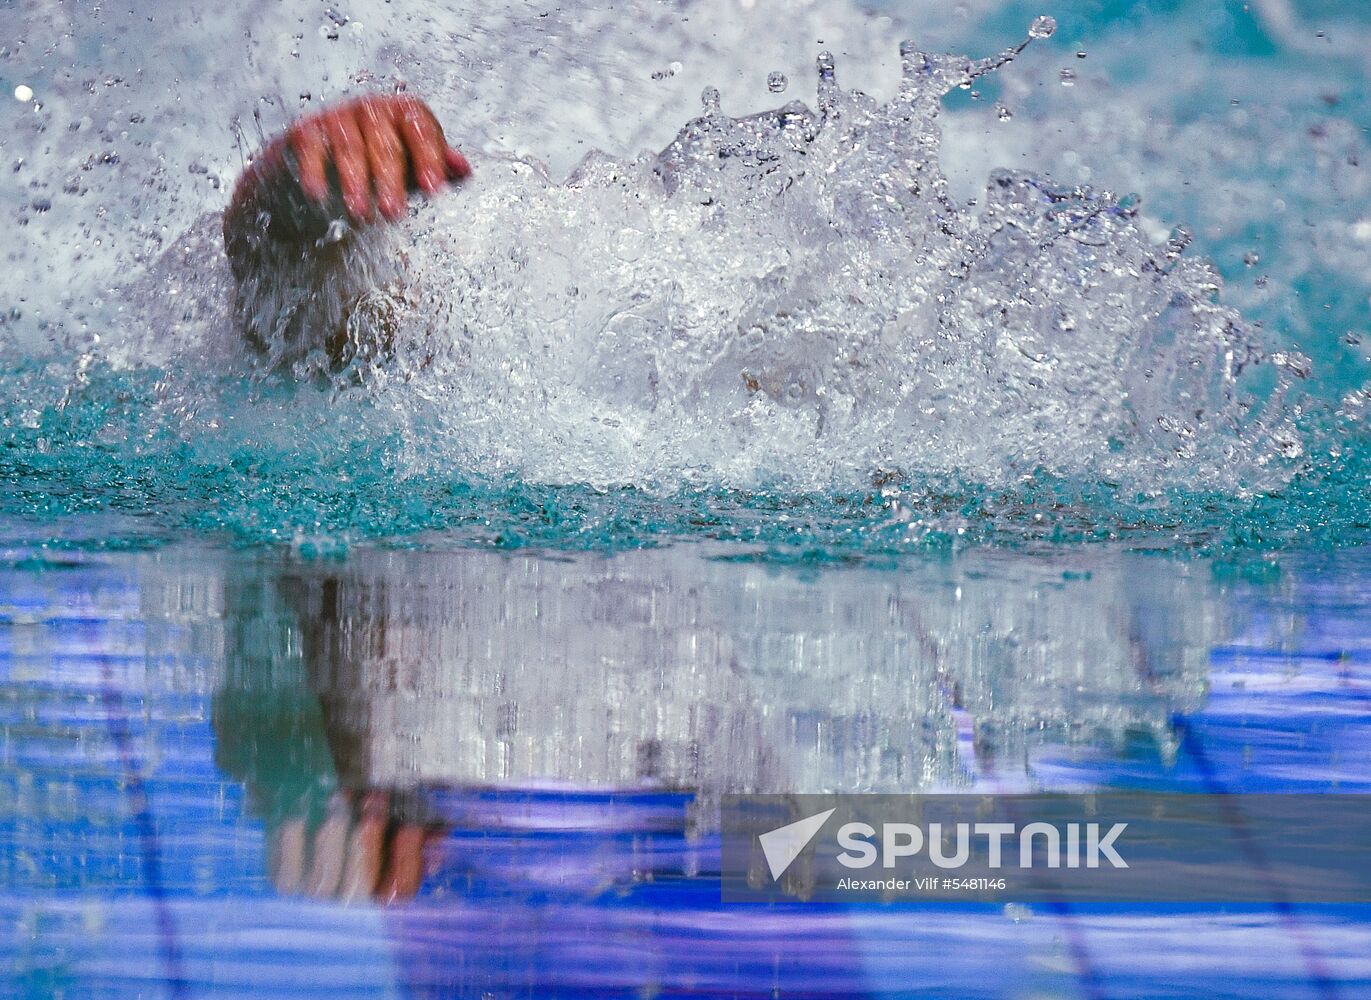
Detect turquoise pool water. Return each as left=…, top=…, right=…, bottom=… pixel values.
left=2, top=0, right=1370, bottom=555
left=2, top=0, right=1371, bottom=996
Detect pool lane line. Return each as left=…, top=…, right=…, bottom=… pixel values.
left=1168, top=713, right=1340, bottom=1000
left=1132, top=615, right=1342, bottom=999
left=937, top=669, right=1108, bottom=1000
left=919, top=585, right=1110, bottom=1000
left=98, top=653, right=192, bottom=1000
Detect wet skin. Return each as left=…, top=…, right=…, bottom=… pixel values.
left=220, top=94, right=472, bottom=367
left=269, top=790, right=446, bottom=905
left=217, top=105, right=468, bottom=891
left=226, top=93, right=470, bottom=234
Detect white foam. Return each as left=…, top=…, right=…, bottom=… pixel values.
left=2, top=1, right=1314, bottom=495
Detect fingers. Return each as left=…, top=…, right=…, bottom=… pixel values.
left=269, top=791, right=443, bottom=906
left=444, top=145, right=472, bottom=180
left=323, top=105, right=373, bottom=223
left=287, top=117, right=331, bottom=205
left=393, top=96, right=449, bottom=195
left=305, top=794, right=351, bottom=898
left=283, top=95, right=469, bottom=225
left=358, top=101, right=408, bottom=222
left=339, top=790, right=389, bottom=902
left=269, top=817, right=309, bottom=895
left=379, top=824, right=427, bottom=903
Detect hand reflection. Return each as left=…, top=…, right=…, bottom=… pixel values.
left=216, top=547, right=1216, bottom=909
left=269, top=789, right=445, bottom=904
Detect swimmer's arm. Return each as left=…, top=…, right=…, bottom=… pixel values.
left=221, top=95, right=469, bottom=364
left=223, top=94, right=470, bottom=270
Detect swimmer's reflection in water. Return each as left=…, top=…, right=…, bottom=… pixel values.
left=211, top=551, right=1213, bottom=906
left=213, top=570, right=450, bottom=905
left=267, top=788, right=443, bottom=904
left=222, top=95, right=470, bottom=369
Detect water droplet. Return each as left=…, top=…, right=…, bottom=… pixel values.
left=1059, top=68, right=1076, bottom=87
left=1076, top=50, right=1087, bottom=59
left=1028, top=15, right=1057, bottom=39
left=815, top=51, right=839, bottom=115
left=897, top=40, right=931, bottom=84
left=1272, top=351, right=1312, bottom=380
left=767, top=71, right=788, bottom=94
left=13, top=85, right=33, bottom=102
left=1165, top=226, right=1193, bottom=259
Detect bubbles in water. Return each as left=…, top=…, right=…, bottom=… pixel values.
left=10, top=19, right=1310, bottom=517
left=13, top=85, right=34, bottom=102
left=1029, top=15, right=1057, bottom=39
left=1060, top=68, right=1077, bottom=86
left=767, top=71, right=788, bottom=93
left=995, top=103, right=1013, bottom=122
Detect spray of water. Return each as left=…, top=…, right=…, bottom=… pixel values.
left=160, top=20, right=1303, bottom=495
left=0, top=9, right=1338, bottom=549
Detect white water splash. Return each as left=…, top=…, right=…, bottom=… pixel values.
left=180, top=29, right=1301, bottom=493
left=5, top=2, right=1313, bottom=498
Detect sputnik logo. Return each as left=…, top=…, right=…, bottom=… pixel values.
left=758, top=807, right=837, bottom=881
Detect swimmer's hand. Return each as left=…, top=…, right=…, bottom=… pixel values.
left=223, top=94, right=468, bottom=367
left=268, top=790, right=446, bottom=905
left=227, top=94, right=470, bottom=238
left=286, top=94, right=470, bottom=223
